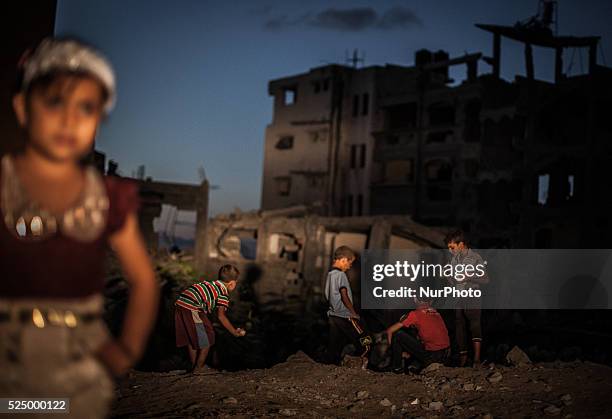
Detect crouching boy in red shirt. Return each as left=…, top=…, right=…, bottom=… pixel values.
left=386, top=298, right=450, bottom=373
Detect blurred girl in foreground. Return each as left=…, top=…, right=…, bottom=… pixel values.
left=0, top=38, right=159, bottom=418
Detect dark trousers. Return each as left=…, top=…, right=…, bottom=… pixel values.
left=391, top=331, right=449, bottom=369
left=455, top=305, right=482, bottom=353
left=325, top=315, right=370, bottom=365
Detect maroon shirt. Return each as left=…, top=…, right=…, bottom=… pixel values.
left=0, top=175, right=139, bottom=299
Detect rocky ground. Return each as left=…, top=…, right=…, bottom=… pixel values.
left=110, top=352, right=612, bottom=418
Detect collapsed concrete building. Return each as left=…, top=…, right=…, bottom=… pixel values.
left=201, top=206, right=445, bottom=313
left=92, top=151, right=209, bottom=260
left=260, top=15, right=612, bottom=249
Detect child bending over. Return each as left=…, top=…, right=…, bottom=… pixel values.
left=175, top=264, right=246, bottom=373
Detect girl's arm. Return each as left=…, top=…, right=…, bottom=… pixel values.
left=217, top=306, right=245, bottom=337
left=98, top=212, right=159, bottom=376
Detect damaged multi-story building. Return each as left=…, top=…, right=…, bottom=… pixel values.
left=261, top=12, right=612, bottom=249
left=261, top=63, right=417, bottom=218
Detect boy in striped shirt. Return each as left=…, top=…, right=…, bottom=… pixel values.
left=175, top=264, right=246, bottom=373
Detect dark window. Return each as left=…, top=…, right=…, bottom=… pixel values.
left=359, top=144, right=366, bottom=168
left=427, top=185, right=452, bottom=201
left=275, top=136, right=294, bottom=150
left=313, top=81, right=321, bottom=93
left=352, top=95, right=359, bottom=117
left=534, top=228, right=552, bottom=248
left=350, top=145, right=357, bottom=169
left=323, top=78, right=330, bottom=91
left=428, top=103, right=455, bottom=126
left=356, top=194, right=363, bottom=216
left=362, top=93, right=369, bottom=116
left=464, top=100, right=481, bottom=143
left=464, top=159, right=479, bottom=179
left=275, top=177, right=291, bottom=196
left=386, top=135, right=399, bottom=145
left=498, top=116, right=513, bottom=146
left=347, top=194, right=353, bottom=216
left=387, top=103, right=418, bottom=129
left=308, top=176, right=322, bottom=187
left=283, top=86, right=297, bottom=105
left=277, top=234, right=302, bottom=261
left=426, top=130, right=453, bottom=144
left=385, top=160, right=414, bottom=183
left=425, top=159, right=452, bottom=182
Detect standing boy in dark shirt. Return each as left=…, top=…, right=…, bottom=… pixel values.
left=445, top=229, right=489, bottom=367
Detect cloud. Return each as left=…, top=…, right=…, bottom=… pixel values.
left=264, top=13, right=311, bottom=31
left=311, top=8, right=378, bottom=31
left=264, top=6, right=423, bottom=32
left=377, top=6, right=422, bottom=29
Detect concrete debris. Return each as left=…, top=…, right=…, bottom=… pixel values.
left=380, top=398, right=393, bottom=407
left=428, top=401, right=444, bottom=411
left=506, top=346, right=532, bottom=366
left=221, top=397, right=237, bottom=405
left=487, top=371, right=503, bottom=383
left=421, top=362, right=443, bottom=374
left=341, top=355, right=364, bottom=369
left=543, top=405, right=562, bottom=416
left=356, top=390, right=369, bottom=400
left=439, top=383, right=452, bottom=392
left=560, top=394, right=572, bottom=406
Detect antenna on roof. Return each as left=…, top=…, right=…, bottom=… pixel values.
left=345, top=49, right=365, bottom=68
left=197, top=165, right=220, bottom=190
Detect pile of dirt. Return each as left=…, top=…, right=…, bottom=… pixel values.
left=111, top=352, right=612, bottom=418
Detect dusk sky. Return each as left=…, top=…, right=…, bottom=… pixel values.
left=55, top=0, right=612, bottom=216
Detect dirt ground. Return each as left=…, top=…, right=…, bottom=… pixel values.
left=110, top=352, right=612, bottom=418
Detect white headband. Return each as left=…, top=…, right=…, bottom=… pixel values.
left=21, top=38, right=116, bottom=114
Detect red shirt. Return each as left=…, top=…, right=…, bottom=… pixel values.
left=0, top=174, right=139, bottom=299
left=401, top=305, right=450, bottom=351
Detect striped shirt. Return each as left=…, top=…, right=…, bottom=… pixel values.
left=175, top=280, right=230, bottom=313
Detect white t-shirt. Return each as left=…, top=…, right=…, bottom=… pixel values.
left=324, top=269, right=353, bottom=318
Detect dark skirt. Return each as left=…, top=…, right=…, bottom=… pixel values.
left=175, top=305, right=215, bottom=349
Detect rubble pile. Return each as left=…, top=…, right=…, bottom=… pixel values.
left=111, top=351, right=612, bottom=418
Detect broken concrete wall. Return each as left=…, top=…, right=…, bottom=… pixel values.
left=136, top=178, right=209, bottom=260
left=202, top=209, right=445, bottom=314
